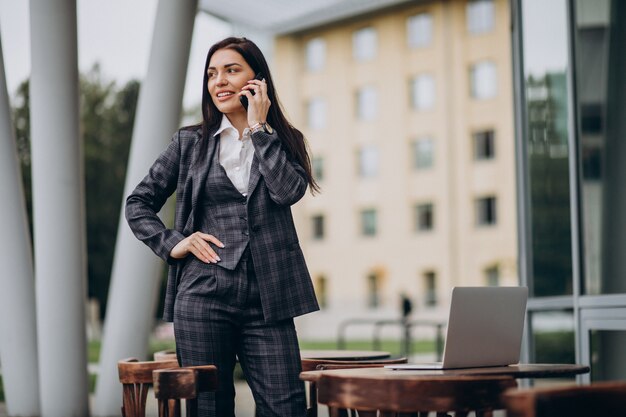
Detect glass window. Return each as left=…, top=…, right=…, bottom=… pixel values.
left=470, top=61, right=497, bottom=99
left=473, top=130, right=496, bottom=160
left=357, top=86, right=378, bottom=120
left=415, top=203, right=434, bottom=232
left=353, top=27, right=377, bottom=61
left=411, top=75, right=435, bottom=110
left=312, top=214, right=324, bottom=240
left=467, top=0, right=495, bottom=34
left=521, top=0, right=573, bottom=297
left=530, top=310, right=575, bottom=372
left=574, top=0, right=626, bottom=295
left=305, top=37, right=326, bottom=72
left=423, top=271, right=437, bottom=307
left=358, top=145, right=379, bottom=178
left=412, top=138, right=434, bottom=169
left=407, top=13, right=433, bottom=47
left=367, top=272, right=381, bottom=308
left=307, top=98, right=327, bottom=130
left=590, top=330, right=626, bottom=381
left=485, top=265, right=499, bottom=286
left=314, top=275, right=328, bottom=308
left=312, top=156, right=324, bottom=182
left=360, top=208, right=377, bottom=236
left=475, top=196, right=497, bottom=226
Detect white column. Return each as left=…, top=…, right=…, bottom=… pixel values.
left=0, top=33, right=41, bottom=417
left=93, top=1, right=198, bottom=415
left=29, top=0, right=89, bottom=416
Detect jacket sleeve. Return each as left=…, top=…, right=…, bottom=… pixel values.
left=125, top=133, right=186, bottom=262
left=251, top=129, right=308, bottom=206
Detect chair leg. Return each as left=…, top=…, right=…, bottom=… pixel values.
left=307, top=381, right=318, bottom=417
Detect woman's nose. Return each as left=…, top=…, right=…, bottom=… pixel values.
left=215, top=73, right=227, bottom=86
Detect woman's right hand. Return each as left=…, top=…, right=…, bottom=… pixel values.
left=169, top=232, right=225, bottom=264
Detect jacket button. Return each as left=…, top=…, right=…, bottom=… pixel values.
left=243, top=231, right=249, bottom=236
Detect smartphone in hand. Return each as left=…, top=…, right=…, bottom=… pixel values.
left=239, top=72, right=264, bottom=111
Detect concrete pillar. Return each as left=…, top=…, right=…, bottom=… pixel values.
left=0, top=33, right=41, bottom=417
left=93, top=1, right=198, bottom=415
left=29, top=0, right=89, bottom=416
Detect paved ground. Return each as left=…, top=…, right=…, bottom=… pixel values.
left=0, top=381, right=329, bottom=417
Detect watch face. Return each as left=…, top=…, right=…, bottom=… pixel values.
left=264, top=123, right=273, bottom=134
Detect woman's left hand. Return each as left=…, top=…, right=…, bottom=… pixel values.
left=240, top=78, right=271, bottom=128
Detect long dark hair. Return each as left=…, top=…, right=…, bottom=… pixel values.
left=200, top=37, right=319, bottom=194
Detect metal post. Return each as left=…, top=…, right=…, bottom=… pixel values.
left=93, top=1, right=198, bottom=415
left=29, top=0, right=89, bottom=415
left=0, top=32, right=41, bottom=417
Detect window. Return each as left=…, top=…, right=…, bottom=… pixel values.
left=475, top=196, right=497, bottom=226
left=305, top=37, right=326, bottom=71
left=356, top=86, right=378, bottom=120
left=470, top=61, right=497, bottom=99
left=415, top=203, right=434, bottom=232
left=357, top=145, right=379, bottom=178
left=307, top=98, right=327, bottom=129
left=367, top=272, right=381, bottom=308
left=312, top=156, right=324, bottom=182
left=467, top=0, right=494, bottom=34
left=485, top=265, right=499, bottom=286
left=423, top=271, right=437, bottom=307
left=312, top=214, right=325, bottom=239
left=407, top=13, right=433, bottom=47
left=360, top=209, right=377, bottom=236
left=353, top=27, right=377, bottom=61
left=412, top=138, right=434, bottom=169
left=473, top=130, right=495, bottom=160
left=315, top=275, right=328, bottom=308
left=411, top=75, right=435, bottom=110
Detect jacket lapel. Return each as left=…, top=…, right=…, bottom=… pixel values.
left=184, top=129, right=218, bottom=234
left=247, top=155, right=261, bottom=199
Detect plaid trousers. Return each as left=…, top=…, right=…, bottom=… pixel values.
left=173, top=249, right=306, bottom=417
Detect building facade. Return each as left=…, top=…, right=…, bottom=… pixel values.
left=273, top=0, right=518, bottom=340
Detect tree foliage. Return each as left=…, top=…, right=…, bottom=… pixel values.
left=12, top=64, right=139, bottom=318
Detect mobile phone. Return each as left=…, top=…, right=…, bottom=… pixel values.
left=239, top=72, right=264, bottom=111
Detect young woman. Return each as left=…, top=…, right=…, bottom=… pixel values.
left=126, top=37, right=319, bottom=416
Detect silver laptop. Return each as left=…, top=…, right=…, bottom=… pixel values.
left=386, top=286, right=528, bottom=370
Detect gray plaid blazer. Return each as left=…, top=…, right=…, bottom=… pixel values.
left=125, top=125, right=319, bottom=322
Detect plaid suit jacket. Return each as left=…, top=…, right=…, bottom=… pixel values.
left=126, top=125, right=319, bottom=322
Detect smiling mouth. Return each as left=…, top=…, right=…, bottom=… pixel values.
left=216, top=91, right=236, bottom=101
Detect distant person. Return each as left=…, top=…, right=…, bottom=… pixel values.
left=126, top=37, right=320, bottom=417
left=401, top=292, right=413, bottom=319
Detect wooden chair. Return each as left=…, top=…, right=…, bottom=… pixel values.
left=118, top=357, right=179, bottom=417
left=153, top=365, right=218, bottom=417
left=302, top=357, right=408, bottom=417
left=503, top=380, right=626, bottom=417
left=317, top=374, right=516, bottom=417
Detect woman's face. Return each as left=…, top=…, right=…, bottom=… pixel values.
left=207, top=48, right=255, bottom=116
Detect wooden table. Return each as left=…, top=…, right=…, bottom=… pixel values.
left=302, top=364, right=590, bottom=417
left=301, top=363, right=590, bottom=383
left=300, top=350, right=391, bottom=361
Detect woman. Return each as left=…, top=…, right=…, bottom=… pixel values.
left=126, top=37, right=319, bottom=416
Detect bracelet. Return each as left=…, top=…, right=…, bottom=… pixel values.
left=249, top=122, right=265, bottom=131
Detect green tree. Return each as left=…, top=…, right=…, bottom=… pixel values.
left=11, top=64, right=139, bottom=319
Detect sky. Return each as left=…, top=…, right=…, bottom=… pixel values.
left=0, top=0, right=231, bottom=108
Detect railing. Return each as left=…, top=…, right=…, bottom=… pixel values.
left=337, top=318, right=445, bottom=361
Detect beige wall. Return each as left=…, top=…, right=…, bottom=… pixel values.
left=274, top=0, right=518, bottom=340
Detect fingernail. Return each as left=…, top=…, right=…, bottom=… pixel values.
left=216, top=256, right=221, bottom=261
left=220, top=244, right=225, bottom=248
left=205, top=258, right=210, bottom=263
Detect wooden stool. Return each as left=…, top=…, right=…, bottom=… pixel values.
left=503, top=381, right=626, bottom=417
left=317, top=374, right=516, bottom=417
left=153, top=365, right=218, bottom=417
left=118, top=357, right=179, bottom=417
left=302, top=357, right=408, bottom=417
